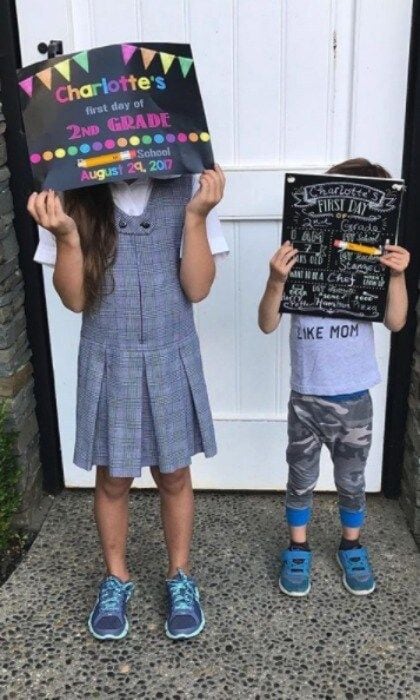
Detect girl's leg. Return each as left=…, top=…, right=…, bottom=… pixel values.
left=94, top=466, right=134, bottom=582
left=151, top=466, right=194, bottom=578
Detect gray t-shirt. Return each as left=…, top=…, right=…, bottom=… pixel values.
left=289, top=315, right=381, bottom=395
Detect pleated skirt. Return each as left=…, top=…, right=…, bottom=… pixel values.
left=73, top=331, right=217, bottom=477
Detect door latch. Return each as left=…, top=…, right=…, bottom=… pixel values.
left=37, top=40, right=63, bottom=59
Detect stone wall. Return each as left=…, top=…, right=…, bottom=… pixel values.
left=401, top=290, right=420, bottom=546
left=0, top=103, right=42, bottom=527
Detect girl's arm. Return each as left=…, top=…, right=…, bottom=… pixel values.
left=258, top=242, right=298, bottom=333
left=28, top=190, right=85, bottom=312
left=180, top=165, right=225, bottom=303
left=381, top=244, right=410, bottom=332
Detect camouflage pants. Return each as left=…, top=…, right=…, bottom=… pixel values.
left=286, top=390, right=373, bottom=513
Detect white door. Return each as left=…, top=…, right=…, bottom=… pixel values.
left=16, top=0, right=412, bottom=489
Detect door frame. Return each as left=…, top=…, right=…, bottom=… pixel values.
left=382, top=0, right=420, bottom=498
left=2, top=0, right=419, bottom=496
left=0, top=0, right=63, bottom=494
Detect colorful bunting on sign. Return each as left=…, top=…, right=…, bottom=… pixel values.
left=159, top=52, right=175, bottom=74
left=36, top=68, right=52, bottom=90
left=54, top=59, right=71, bottom=81
left=140, top=47, right=156, bottom=70
left=178, top=56, right=194, bottom=78
left=19, top=76, right=34, bottom=97
left=19, top=45, right=197, bottom=98
left=73, top=51, right=89, bottom=72
left=121, top=44, right=137, bottom=65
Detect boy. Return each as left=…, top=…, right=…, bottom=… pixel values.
left=258, top=159, right=410, bottom=596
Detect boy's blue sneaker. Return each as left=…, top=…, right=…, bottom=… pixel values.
left=88, top=575, right=134, bottom=640
left=337, top=547, right=375, bottom=595
left=165, top=569, right=205, bottom=640
left=279, top=549, right=312, bottom=596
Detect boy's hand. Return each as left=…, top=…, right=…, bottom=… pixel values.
left=27, top=190, right=77, bottom=239
left=186, top=164, right=225, bottom=218
left=269, top=241, right=299, bottom=284
left=380, top=244, right=410, bottom=276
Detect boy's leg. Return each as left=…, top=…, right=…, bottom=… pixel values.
left=280, top=395, right=322, bottom=596
left=286, top=395, right=323, bottom=540
left=151, top=466, right=194, bottom=578
left=94, top=466, right=134, bottom=581
left=329, top=393, right=375, bottom=594
left=329, top=393, right=373, bottom=540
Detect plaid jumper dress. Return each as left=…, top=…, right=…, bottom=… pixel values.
left=73, top=176, right=217, bottom=477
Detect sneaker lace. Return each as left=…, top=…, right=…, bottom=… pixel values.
left=286, top=556, right=309, bottom=575
left=346, top=550, right=369, bottom=572
left=99, top=579, right=127, bottom=614
left=168, top=578, right=195, bottom=612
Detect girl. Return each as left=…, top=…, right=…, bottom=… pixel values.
left=258, top=158, right=409, bottom=597
left=28, top=166, right=227, bottom=640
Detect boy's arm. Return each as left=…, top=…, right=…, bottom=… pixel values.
left=180, top=165, right=225, bottom=303
left=28, top=190, right=85, bottom=312
left=258, top=242, right=298, bottom=333
left=381, top=244, right=410, bottom=332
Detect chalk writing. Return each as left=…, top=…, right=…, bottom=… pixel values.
left=280, top=172, right=404, bottom=321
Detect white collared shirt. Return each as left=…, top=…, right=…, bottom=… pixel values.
left=34, top=175, right=229, bottom=266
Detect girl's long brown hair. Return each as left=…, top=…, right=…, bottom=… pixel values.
left=64, top=184, right=116, bottom=311
left=327, top=157, right=390, bottom=179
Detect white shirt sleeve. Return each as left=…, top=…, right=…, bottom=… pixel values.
left=180, top=174, right=229, bottom=261
left=34, top=227, right=57, bottom=266
left=33, top=174, right=230, bottom=265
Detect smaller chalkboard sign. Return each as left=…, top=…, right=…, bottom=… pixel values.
left=280, top=172, right=405, bottom=322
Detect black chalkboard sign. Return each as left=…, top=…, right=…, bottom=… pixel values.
left=280, top=172, right=405, bottom=322
left=17, top=43, right=213, bottom=191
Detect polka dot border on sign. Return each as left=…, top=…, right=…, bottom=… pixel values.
left=31, top=133, right=211, bottom=162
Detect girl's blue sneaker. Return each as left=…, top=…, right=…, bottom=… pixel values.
left=165, top=569, right=205, bottom=640
left=337, top=547, right=375, bottom=595
left=88, top=575, right=134, bottom=640
left=279, top=549, right=312, bottom=596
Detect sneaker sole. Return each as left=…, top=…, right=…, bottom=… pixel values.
left=165, top=614, right=206, bottom=640
left=279, top=580, right=311, bottom=597
left=88, top=612, right=129, bottom=641
left=336, top=553, right=376, bottom=596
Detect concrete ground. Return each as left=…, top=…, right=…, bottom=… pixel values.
left=0, top=491, right=418, bottom=699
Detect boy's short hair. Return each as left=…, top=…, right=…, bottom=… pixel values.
left=327, top=157, right=390, bottom=179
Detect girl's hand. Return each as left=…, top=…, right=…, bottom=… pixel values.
left=27, top=190, right=77, bottom=239
left=186, top=164, right=226, bottom=218
left=269, top=241, right=299, bottom=284
left=380, top=244, right=410, bottom=276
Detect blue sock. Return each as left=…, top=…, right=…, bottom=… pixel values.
left=286, top=506, right=312, bottom=527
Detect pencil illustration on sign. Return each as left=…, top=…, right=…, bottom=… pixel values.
left=17, top=43, right=213, bottom=190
